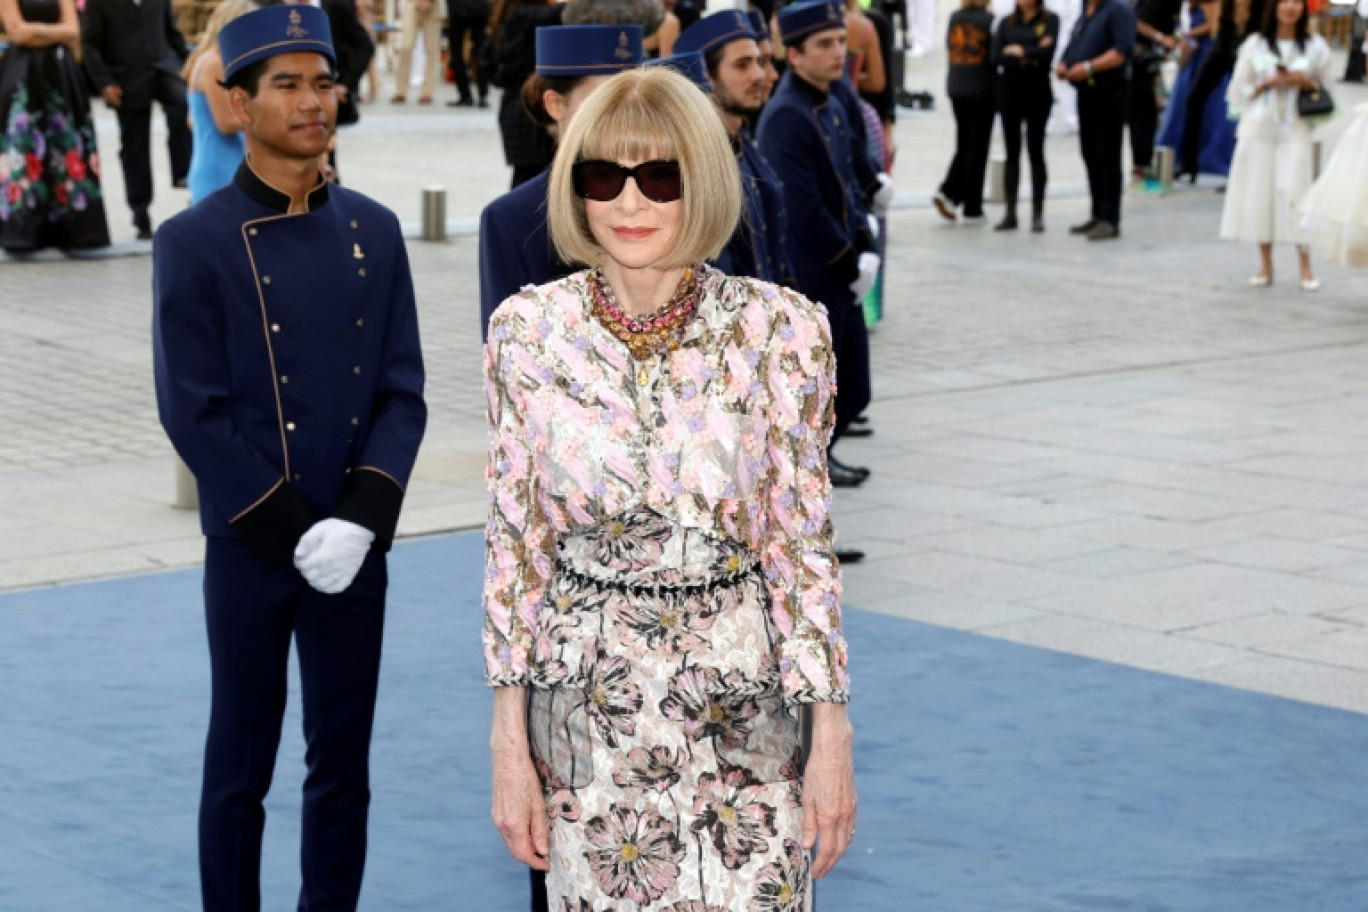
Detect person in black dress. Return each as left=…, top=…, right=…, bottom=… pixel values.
left=0, top=0, right=110, bottom=251
left=992, top=0, right=1059, bottom=231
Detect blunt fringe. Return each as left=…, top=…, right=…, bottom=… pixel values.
left=547, top=67, right=742, bottom=268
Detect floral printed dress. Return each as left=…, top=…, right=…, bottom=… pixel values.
left=0, top=0, right=110, bottom=251
left=483, top=266, right=850, bottom=910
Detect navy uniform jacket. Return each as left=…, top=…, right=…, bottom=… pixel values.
left=829, top=77, right=881, bottom=216
left=718, top=130, right=797, bottom=286
left=756, top=70, right=875, bottom=313
left=153, top=163, right=427, bottom=570
left=478, top=171, right=574, bottom=339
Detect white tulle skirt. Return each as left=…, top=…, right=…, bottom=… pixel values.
left=1220, top=112, right=1316, bottom=246
left=1300, top=103, right=1368, bottom=267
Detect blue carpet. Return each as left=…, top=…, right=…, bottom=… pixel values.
left=1, top=532, right=1366, bottom=911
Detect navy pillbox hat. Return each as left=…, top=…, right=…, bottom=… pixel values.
left=220, top=5, right=336, bottom=83
left=535, top=24, right=645, bottom=76
left=777, top=0, right=845, bottom=45
left=645, top=52, right=713, bottom=92
left=674, top=9, right=756, bottom=57
left=746, top=9, right=771, bottom=40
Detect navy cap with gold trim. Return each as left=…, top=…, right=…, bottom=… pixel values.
left=777, top=0, right=845, bottom=45
left=746, top=9, right=771, bottom=41
left=674, top=9, right=756, bottom=58
left=645, top=51, right=713, bottom=92
left=535, top=24, right=645, bottom=76
left=220, top=5, right=336, bottom=83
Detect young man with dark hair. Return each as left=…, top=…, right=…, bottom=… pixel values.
left=151, top=6, right=426, bottom=909
left=757, top=0, right=881, bottom=492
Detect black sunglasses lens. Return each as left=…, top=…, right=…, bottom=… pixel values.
left=574, top=161, right=627, bottom=202
left=636, top=162, right=682, bottom=203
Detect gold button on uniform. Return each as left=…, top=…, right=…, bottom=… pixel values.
left=352, top=366, right=361, bottom=376
left=280, top=375, right=289, bottom=384
left=262, top=276, right=272, bottom=285
left=271, top=323, right=281, bottom=333
left=294, top=473, right=303, bottom=482
left=355, top=318, right=364, bottom=328
left=351, top=417, right=360, bottom=426
left=286, top=421, right=297, bottom=431
left=249, top=227, right=258, bottom=236
left=358, top=268, right=366, bottom=278
left=350, top=219, right=359, bottom=230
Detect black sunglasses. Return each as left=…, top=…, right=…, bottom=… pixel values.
left=571, top=159, right=683, bottom=204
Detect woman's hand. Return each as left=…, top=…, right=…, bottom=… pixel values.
left=491, top=745, right=550, bottom=870
left=801, top=702, right=857, bottom=880
left=1004, top=43, right=1025, bottom=58
left=490, top=687, right=549, bottom=870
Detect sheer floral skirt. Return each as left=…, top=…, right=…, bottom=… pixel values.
left=529, top=507, right=810, bottom=910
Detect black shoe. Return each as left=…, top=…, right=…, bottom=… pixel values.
left=447, top=97, right=475, bottom=107
left=829, top=460, right=868, bottom=488
left=478, top=96, right=490, bottom=108
left=172, top=177, right=188, bottom=190
left=1069, top=219, right=1099, bottom=235
left=834, top=548, right=866, bottom=564
left=133, top=212, right=153, bottom=240
left=842, top=425, right=873, bottom=438
left=1086, top=221, right=1119, bottom=241
left=994, top=213, right=1018, bottom=231
left=851, top=414, right=869, bottom=425
left=1031, top=215, right=1045, bottom=233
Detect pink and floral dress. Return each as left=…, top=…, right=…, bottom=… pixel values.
left=482, top=265, right=850, bottom=910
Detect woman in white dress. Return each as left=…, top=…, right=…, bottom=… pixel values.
left=1218, top=0, right=1331, bottom=290
left=1300, top=101, right=1368, bottom=267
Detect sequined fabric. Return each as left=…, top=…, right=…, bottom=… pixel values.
left=482, top=266, right=849, bottom=704
left=530, top=507, right=807, bottom=907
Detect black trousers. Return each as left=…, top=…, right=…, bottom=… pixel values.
left=998, top=76, right=1053, bottom=213
left=199, top=535, right=388, bottom=912
left=1181, top=37, right=1235, bottom=174
left=115, top=70, right=191, bottom=218
left=447, top=14, right=490, bottom=101
left=1127, top=60, right=1160, bottom=170
left=939, top=95, right=996, bottom=217
left=1076, top=80, right=1129, bottom=226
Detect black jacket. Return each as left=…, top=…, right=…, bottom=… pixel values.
left=945, top=8, right=996, bottom=99
left=81, top=0, right=189, bottom=97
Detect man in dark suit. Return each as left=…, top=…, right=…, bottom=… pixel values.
left=152, top=7, right=426, bottom=909
left=82, top=0, right=192, bottom=239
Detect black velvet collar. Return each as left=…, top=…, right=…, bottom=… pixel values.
left=234, top=159, right=330, bottom=214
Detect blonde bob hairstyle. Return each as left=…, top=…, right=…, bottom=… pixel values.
left=547, top=66, right=743, bottom=269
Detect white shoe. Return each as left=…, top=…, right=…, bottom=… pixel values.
left=1300, top=277, right=1321, bottom=292
left=1248, top=274, right=1272, bottom=287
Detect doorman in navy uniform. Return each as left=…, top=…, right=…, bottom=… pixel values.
left=675, top=9, right=796, bottom=286
left=757, top=0, right=879, bottom=489
left=151, top=7, right=426, bottom=910
left=477, top=24, right=644, bottom=339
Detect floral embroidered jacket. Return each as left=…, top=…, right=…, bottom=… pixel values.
left=482, top=266, right=850, bottom=704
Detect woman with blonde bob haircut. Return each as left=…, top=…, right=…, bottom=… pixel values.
left=482, top=64, right=858, bottom=909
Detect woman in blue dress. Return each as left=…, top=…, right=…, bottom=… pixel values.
left=1159, top=0, right=1243, bottom=178
left=0, top=0, right=109, bottom=251
left=182, top=0, right=255, bottom=204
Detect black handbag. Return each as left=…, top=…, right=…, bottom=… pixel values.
left=1297, top=80, right=1334, bottom=119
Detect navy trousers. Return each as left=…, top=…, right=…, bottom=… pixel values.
left=198, top=535, right=387, bottom=912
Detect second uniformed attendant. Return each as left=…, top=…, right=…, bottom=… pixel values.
left=151, top=6, right=426, bottom=910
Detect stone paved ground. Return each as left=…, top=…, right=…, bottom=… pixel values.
left=2, top=68, right=1368, bottom=717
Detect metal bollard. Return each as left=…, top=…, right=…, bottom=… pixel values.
left=420, top=186, right=447, bottom=241
left=173, top=452, right=198, bottom=510
left=1311, top=140, right=1323, bottom=179
left=986, top=156, right=1006, bottom=204
left=1153, top=145, right=1175, bottom=193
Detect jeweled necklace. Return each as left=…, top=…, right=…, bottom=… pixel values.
left=588, top=265, right=701, bottom=361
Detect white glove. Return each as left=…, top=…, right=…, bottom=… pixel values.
left=294, top=518, right=376, bottom=594
left=849, top=252, right=880, bottom=302
left=866, top=212, right=880, bottom=241
left=872, top=172, right=895, bottom=218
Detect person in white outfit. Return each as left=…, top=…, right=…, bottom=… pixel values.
left=1219, top=0, right=1330, bottom=290
left=1046, top=0, right=1080, bottom=133
left=1301, top=101, right=1368, bottom=266
left=392, top=0, right=446, bottom=103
